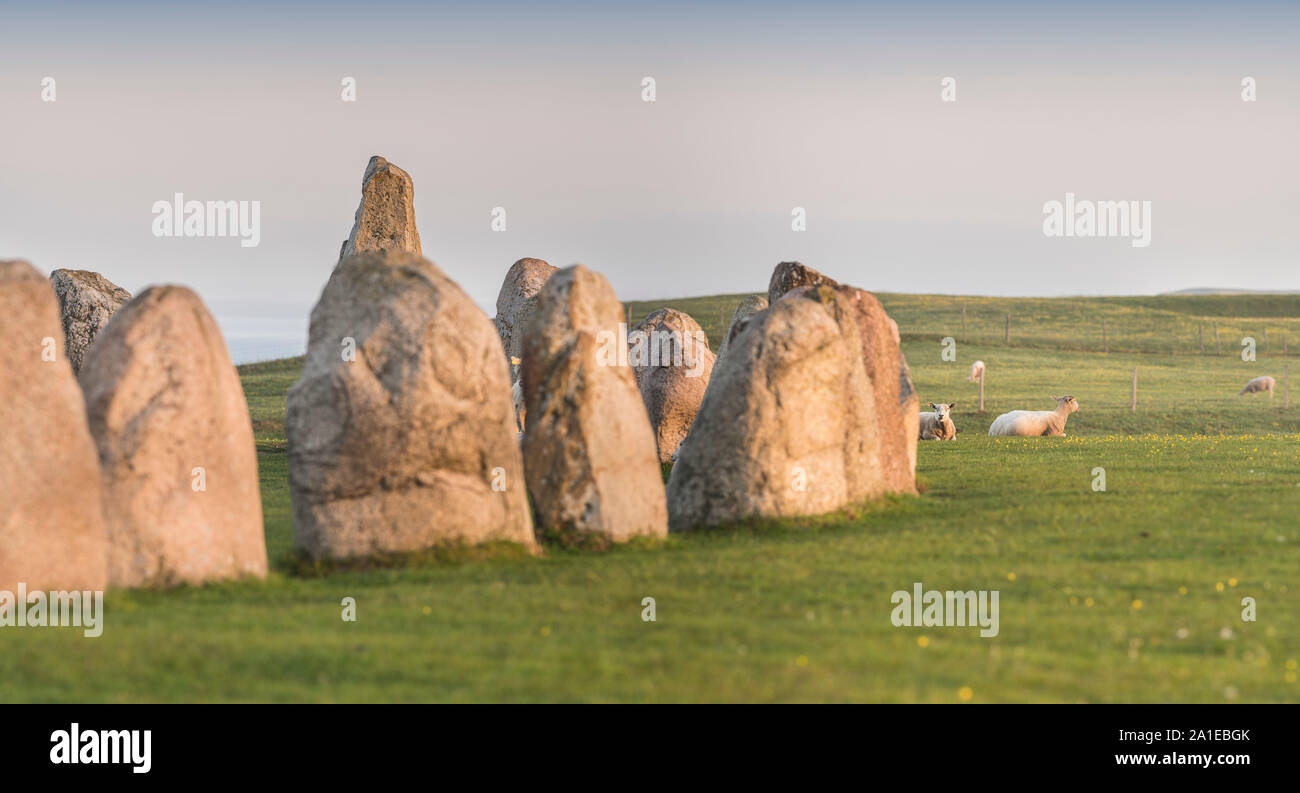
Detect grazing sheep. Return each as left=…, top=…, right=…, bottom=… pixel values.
left=988, top=395, right=1079, bottom=437
left=919, top=401, right=957, bottom=440
left=1239, top=375, right=1276, bottom=398
left=968, top=360, right=985, bottom=382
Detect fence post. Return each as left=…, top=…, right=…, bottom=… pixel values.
left=1214, top=322, right=1221, bottom=355
left=1131, top=367, right=1137, bottom=412
left=979, top=368, right=985, bottom=412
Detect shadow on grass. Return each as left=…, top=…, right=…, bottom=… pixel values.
left=664, top=491, right=917, bottom=541
left=281, top=540, right=539, bottom=578
left=271, top=451, right=919, bottom=578
left=276, top=495, right=917, bottom=578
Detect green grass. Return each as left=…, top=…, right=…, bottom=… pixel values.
left=903, top=342, right=1300, bottom=437
left=882, top=293, right=1300, bottom=357
left=629, top=291, right=1300, bottom=357
left=2, top=295, right=1297, bottom=703
left=239, top=355, right=301, bottom=452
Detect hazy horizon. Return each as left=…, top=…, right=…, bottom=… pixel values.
left=3, top=0, right=1297, bottom=360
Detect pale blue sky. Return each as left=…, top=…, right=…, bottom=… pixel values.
left=2, top=1, right=1297, bottom=359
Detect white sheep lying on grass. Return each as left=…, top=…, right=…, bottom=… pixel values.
left=1239, top=375, right=1275, bottom=397
left=968, top=360, right=985, bottom=382
left=988, top=396, right=1079, bottom=437
left=919, top=402, right=957, bottom=440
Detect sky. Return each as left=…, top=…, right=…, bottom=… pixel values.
left=2, top=1, right=1297, bottom=360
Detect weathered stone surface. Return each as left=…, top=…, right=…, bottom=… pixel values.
left=79, top=286, right=266, bottom=588
left=0, top=261, right=108, bottom=592
left=50, top=269, right=131, bottom=374
left=288, top=252, right=534, bottom=558
left=521, top=266, right=667, bottom=540
left=716, top=294, right=768, bottom=360
left=339, top=156, right=422, bottom=261
left=776, top=277, right=919, bottom=494
left=899, top=353, right=919, bottom=476
left=494, top=257, right=558, bottom=363
left=629, top=308, right=715, bottom=462
left=833, top=286, right=919, bottom=494
left=767, top=261, right=839, bottom=305
left=667, top=286, right=884, bottom=530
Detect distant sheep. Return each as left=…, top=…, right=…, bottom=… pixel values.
left=988, top=396, right=1079, bottom=437
left=1239, top=375, right=1275, bottom=398
left=968, top=360, right=985, bottom=382
left=919, top=402, right=957, bottom=440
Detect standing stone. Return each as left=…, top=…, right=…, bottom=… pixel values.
left=288, top=252, right=534, bottom=558
left=898, top=352, right=919, bottom=478
left=79, top=286, right=267, bottom=588
left=50, top=269, right=131, bottom=374
left=667, top=286, right=885, bottom=530
left=339, top=156, right=421, bottom=261
left=629, top=308, right=715, bottom=462
left=833, top=286, right=919, bottom=494
left=0, top=261, right=108, bottom=592
left=494, top=257, right=558, bottom=363
left=767, top=261, right=839, bottom=305
left=771, top=262, right=918, bottom=494
left=716, top=294, right=768, bottom=360
left=521, top=266, right=667, bottom=541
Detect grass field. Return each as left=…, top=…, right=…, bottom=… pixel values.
left=630, top=292, right=1300, bottom=359
left=2, top=293, right=1297, bottom=703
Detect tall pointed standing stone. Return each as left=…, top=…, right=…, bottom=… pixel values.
left=521, top=266, right=668, bottom=541
left=50, top=269, right=131, bottom=374
left=339, top=156, right=422, bottom=262
left=0, top=260, right=108, bottom=592
left=79, top=286, right=267, bottom=587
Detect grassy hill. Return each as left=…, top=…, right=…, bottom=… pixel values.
left=628, top=292, right=1300, bottom=357
left=2, top=292, right=1297, bottom=703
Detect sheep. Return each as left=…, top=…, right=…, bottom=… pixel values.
left=919, top=401, right=957, bottom=440
left=967, top=360, right=985, bottom=382
left=1238, top=375, right=1275, bottom=398
left=988, top=395, right=1079, bottom=437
